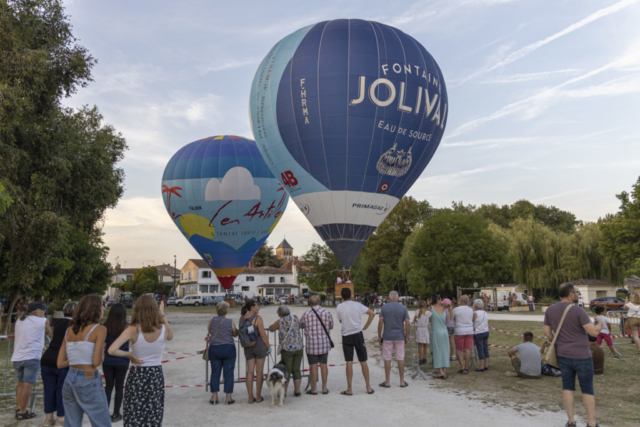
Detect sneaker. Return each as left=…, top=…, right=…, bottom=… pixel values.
left=565, top=422, right=576, bottom=427
left=111, top=413, right=122, bottom=422
left=613, top=355, right=623, bottom=360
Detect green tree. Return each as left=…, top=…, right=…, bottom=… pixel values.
left=476, top=200, right=578, bottom=233
left=130, top=266, right=165, bottom=297
left=405, top=210, right=509, bottom=297
left=377, top=264, right=397, bottom=296
left=253, top=242, right=283, bottom=268
left=300, top=243, right=342, bottom=293
left=0, top=183, right=13, bottom=214
left=600, top=176, right=640, bottom=270
left=0, top=0, right=126, bottom=329
left=355, top=196, right=433, bottom=291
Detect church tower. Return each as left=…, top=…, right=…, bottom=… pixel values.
left=276, top=239, right=293, bottom=260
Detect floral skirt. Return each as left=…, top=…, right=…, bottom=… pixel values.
left=124, top=366, right=164, bottom=427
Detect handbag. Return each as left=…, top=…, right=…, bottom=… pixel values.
left=277, top=315, right=296, bottom=356
left=202, top=318, right=224, bottom=361
left=541, top=304, right=572, bottom=368
left=312, top=307, right=335, bottom=349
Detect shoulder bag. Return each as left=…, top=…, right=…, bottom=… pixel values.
left=312, top=308, right=335, bottom=349
left=541, top=304, right=572, bottom=368
left=202, top=318, right=224, bottom=361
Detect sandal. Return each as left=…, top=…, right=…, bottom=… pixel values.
left=255, top=397, right=263, bottom=403
left=378, top=382, right=390, bottom=388
left=209, top=400, right=219, bottom=405
left=16, top=412, right=36, bottom=421
left=367, top=389, right=375, bottom=394
left=322, top=390, right=329, bottom=395
left=306, top=390, right=318, bottom=395
left=225, top=400, right=235, bottom=405
left=294, top=392, right=301, bottom=397
left=400, top=382, right=409, bottom=387
left=340, top=391, right=353, bottom=396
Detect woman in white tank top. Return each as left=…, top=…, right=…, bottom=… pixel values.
left=109, top=295, right=173, bottom=426
left=57, top=295, right=111, bottom=427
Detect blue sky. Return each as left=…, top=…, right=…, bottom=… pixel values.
left=61, top=0, right=640, bottom=269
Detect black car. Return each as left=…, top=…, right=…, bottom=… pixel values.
left=589, top=297, right=626, bottom=312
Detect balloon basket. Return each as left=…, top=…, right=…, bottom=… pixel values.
left=224, top=298, right=237, bottom=307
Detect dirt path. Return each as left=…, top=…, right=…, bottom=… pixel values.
left=2, top=305, right=575, bottom=427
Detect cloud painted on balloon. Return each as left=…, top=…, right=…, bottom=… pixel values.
left=205, top=166, right=261, bottom=201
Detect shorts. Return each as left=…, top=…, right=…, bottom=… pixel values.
left=447, top=327, right=455, bottom=336
left=307, top=352, right=328, bottom=365
left=558, top=356, right=594, bottom=395
left=342, top=332, right=367, bottom=363
left=596, top=333, right=613, bottom=347
left=455, top=334, right=473, bottom=350
left=243, top=338, right=269, bottom=360
left=382, top=340, right=405, bottom=361
left=628, top=317, right=640, bottom=329
left=13, top=359, right=40, bottom=383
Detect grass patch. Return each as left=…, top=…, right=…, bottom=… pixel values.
left=384, top=320, right=639, bottom=426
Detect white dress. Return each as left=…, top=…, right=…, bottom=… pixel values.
left=415, top=311, right=432, bottom=344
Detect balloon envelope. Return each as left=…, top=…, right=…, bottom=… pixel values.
left=162, top=135, right=289, bottom=289
left=249, top=19, right=448, bottom=267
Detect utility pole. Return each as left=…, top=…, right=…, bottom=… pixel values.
left=173, top=255, right=177, bottom=296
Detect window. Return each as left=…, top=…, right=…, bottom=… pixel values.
left=269, top=276, right=275, bottom=283
left=126, top=275, right=133, bottom=281
left=280, top=277, right=285, bottom=283
left=210, top=285, right=219, bottom=293
left=199, top=285, right=208, bottom=293
left=242, top=286, right=250, bottom=291
left=188, top=272, right=192, bottom=280
left=246, top=276, right=254, bottom=282
left=283, top=288, right=291, bottom=295
left=202, top=271, right=212, bottom=278
left=266, top=289, right=274, bottom=295
left=275, top=288, right=282, bottom=295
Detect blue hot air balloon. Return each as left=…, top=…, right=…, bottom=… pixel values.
left=162, top=135, right=289, bottom=289
left=249, top=19, right=448, bottom=267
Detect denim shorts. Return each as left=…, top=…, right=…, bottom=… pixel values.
left=558, top=356, right=594, bottom=395
left=13, top=359, right=41, bottom=383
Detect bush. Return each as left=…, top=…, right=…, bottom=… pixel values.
left=538, top=296, right=557, bottom=306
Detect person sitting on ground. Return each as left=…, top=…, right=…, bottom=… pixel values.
left=589, top=335, right=604, bottom=375
left=336, top=287, right=375, bottom=395
left=505, top=332, right=541, bottom=379
left=378, top=291, right=410, bottom=388
left=453, top=295, right=474, bottom=374
left=268, top=305, right=304, bottom=397
left=594, top=307, right=621, bottom=359
left=299, top=295, right=334, bottom=395
left=413, top=301, right=431, bottom=365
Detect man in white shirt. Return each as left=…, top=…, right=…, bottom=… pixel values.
left=453, top=295, right=474, bottom=374
left=336, top=287, right=375, bottom=395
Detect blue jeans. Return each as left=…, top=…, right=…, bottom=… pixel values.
left=558, top=356, right=594, bottom=395
left=13, top=359, right=40, bottom=383
left=62, top=368, right=111, bottom=427
left=41, top=365, right=68, bottom=416
left=209, top=344, right=236, bottom=394
left=474, top=332, right=490, bottom=360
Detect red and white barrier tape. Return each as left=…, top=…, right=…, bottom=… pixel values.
left=489, top=327, right=544, bottom=339
left=488, top=343, right=514, bottom=349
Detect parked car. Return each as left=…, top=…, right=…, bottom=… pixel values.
left=211, top=296, right=225, bottom=305
left=589, top=297, right=626, bottom=312
left=166, top=296, right=177, bottom=306
left=175, top=295, right=204, bottom=307
left=106, top=300, right=118, bottom=307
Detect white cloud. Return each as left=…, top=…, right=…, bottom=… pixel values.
left=480, top=69, right=582, bottom=84
left=205, top=167, right=261, bottom=201
left=531, top=188, right=590, bottom=203
left=455, top=0, right=639, bottom=86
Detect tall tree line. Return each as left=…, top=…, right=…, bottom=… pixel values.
left=0, top=0, right=127, bottom=330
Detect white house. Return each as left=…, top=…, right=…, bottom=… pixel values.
left=179, top=258, right=305, bottom=298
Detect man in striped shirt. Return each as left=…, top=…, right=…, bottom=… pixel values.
left=300, top=295, right=334, bottom=395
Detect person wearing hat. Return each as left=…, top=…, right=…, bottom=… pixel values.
left=12, top=301, right=52, bottom=420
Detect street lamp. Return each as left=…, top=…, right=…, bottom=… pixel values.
left=173, top=255, right=177, bottom=297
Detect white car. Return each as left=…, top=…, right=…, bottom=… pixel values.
left=175, top=295, right=204, bottom=307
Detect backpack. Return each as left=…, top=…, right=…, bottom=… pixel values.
left=238, top=314, right=259, bottom=348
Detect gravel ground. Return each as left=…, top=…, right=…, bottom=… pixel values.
left=1, top=305, right=576, bottom=427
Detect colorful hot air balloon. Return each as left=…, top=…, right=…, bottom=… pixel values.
left=162, top=135, right=289, bottom=289
left=249, top=19, right=448, bottom=267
